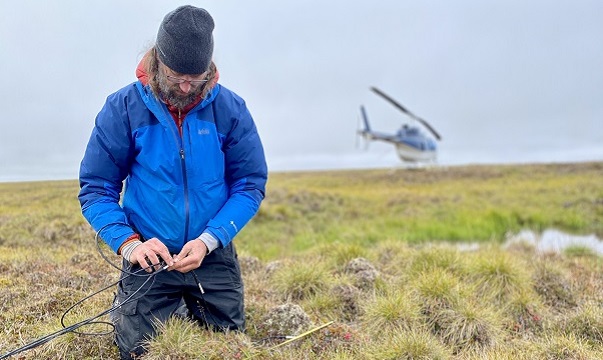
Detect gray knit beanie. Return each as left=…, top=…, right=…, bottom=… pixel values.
left=156, top=5, right=214, bottom=75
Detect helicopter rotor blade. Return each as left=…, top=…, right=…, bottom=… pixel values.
left=411, top=115, right=442, bottom=141
left=370, top=86, right=442, bottom=141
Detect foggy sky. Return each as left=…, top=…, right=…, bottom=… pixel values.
left=1, top=1, right=602, bottom=181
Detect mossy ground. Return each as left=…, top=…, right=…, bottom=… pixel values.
left=0, top=162, right=602, bottom=359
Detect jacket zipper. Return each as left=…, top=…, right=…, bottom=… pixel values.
left=177, top=109, right=190, bottom=246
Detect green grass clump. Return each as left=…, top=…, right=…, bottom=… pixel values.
left=408, top=245, right=464, bottom=275
left=504, top=289, right=545, bottom=336
left=565, top=304, right=603, bottom=344
left=413, top=268, right=465, bottom=312
left=373, top=239, right=414, bottom=274
left=308, top=242, right=368, bottom=268
left=365, top=329, right=451, bottom=360
left=142, top=317, right=253, bottom=360
left=271, top=261, right=331, bottom=301
left=531, top=259, right=577, bottom=309
left=434, top=299, right=503, bottom=353
left=469, top=249, right=531, bottom=303
left=361, top=290, right=421, bottom=334
left=468, top=343, right=533, bottom=360
left=530, top=333, right=603, bottom=360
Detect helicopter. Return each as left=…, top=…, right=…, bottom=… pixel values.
left=358, top=87, right=442, bottom=163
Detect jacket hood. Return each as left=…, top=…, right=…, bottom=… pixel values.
left=136, top=57, right=151, bottom=86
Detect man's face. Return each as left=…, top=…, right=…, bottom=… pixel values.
left=157, top=62, right=208, bottom=110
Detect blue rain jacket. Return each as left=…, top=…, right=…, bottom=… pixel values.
left=78, top=82, right=267, bottom=254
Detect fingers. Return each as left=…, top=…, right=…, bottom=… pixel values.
left=171, top=239, right=207, bottom=273
left=127, top=238, right=207, bottom=273
left=146, top=238, right=174, bottom=267
left=130, top=238, right=174, bottom=272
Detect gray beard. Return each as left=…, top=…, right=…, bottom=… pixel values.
left=157, top=72, right=203, bottom=110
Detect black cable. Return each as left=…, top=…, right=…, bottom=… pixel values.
left=59, top=265, right=151, bottom=336
left=1, top=223, right=255, bottom=358
left=1, top=267, right=162, bottom=359
left=190, top=270, right=221, bottom=328
left=0, top=226, right=164, bottom=359
left=95, top=225, right=160, bottom=277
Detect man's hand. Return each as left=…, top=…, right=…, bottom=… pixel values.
left=130, top=238, right=174, bottom=272
left=170, top=239, right=208, bottom=273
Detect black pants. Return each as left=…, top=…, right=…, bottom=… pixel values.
left=111, top=242, right=245, bottom=360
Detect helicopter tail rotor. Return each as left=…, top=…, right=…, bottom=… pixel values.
left=360, top=105, right=371, bottom=133
left=356, top=105, right=371, bottom=150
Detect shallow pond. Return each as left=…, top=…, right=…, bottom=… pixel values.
left=505, top=228, right=603, bottom=255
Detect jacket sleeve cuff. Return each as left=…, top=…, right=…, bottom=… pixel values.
left=117, top=233, right=141, bottom=255
left=121, top=240, right=143, bottom=263
left=197, top=232, right=219, bottom=254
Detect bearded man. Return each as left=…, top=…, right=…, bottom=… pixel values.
left=78, top=5, right=267, bottom=359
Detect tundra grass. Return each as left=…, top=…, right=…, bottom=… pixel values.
left=247, top=162, right=603, bottom=258
left=0, top=162, right=602, bottom=358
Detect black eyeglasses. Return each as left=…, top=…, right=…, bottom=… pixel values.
left=165, top=75, right=208, bottom=86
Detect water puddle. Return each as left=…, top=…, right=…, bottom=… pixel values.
left=505, top=228, right=603, bottom=255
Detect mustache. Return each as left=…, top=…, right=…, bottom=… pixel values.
left=157, top=72, right=203, bottom=109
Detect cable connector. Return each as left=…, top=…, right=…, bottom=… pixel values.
left=191, top=271, right=205, bottom=294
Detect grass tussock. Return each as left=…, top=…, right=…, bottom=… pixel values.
left=565, top=304, right=603, bottom=344
left=504, top=289, right=545, bottom=337
left=469, top=249, right=531, bottom=303
left=365, top=329, right=452, bottom=360
left=532, top=259, right=577, bottom=309
left=271, top=261, right=331, bottom=301
left=1, top=163, right=603, bottom=358
left=433, top=299, right=503, bottom=353
left=531, top=333, right=603, bottom=360
left=413, top=268, right=466, bottom=311
left=409, top=245, right=464, bottom=275
left=142, top=317, right=253, bottom=360
left=362, top=290, right=422, bottom=334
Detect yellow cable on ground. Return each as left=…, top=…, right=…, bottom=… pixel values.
left=245, top=321, right=335, bottom=359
